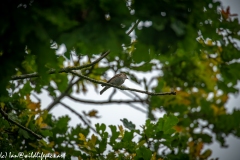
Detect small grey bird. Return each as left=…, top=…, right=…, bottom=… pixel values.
left=100, top=73, right=128, bottom=95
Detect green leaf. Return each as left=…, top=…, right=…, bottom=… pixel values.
left=95, top=123, right=106, bottom=135
left=54, top=116, right=70, bottom=134
left=51, top=73, right=68, bottom=92
left=120, top=118, right=136, bottom=130
left=145, top=119, right=155, bottom=138
left=156, top=114, right=178, bottom=134
left=194, top=133, right=212, bottom=143
left=163, top=114, right=178, bottom=130
left=40, top=130, right=53, bottom=137
left=98, top=138, right=108, bottom=153
left=135, top=146, right=152, bottom=160
left=156, top=118, right=164, bottom=132
left=122, top=131, right=134, bottom=142
left=19, top=82, right=32, bottom=96
left=109, top=125, right=120, bottom=144
left=0, top=119, right=10, bottom=128
left=18, top=129, right=30, bottom=139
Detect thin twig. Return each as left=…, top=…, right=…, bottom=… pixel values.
left=120, top=89, right=136, bottom=99
left=120, top=90, right=148, bottom=110
left=128, top=103, right=147, bottom=114
left=108, top=89, right=116, bottom=101
left=46, top=78, right=80, bottom=111
left=68, top=95, right=147, bottom=104
left=70, top=71, right=177, bottom=96
left=11, top=50, right=110, bottom=80
left=47, top=55, right=96, bottom=112
left=32, top=93, right=41, bottom=102
left=59, top=102, right=98, bottom=135
left=0, top=108, right=42, bottom=139
left=127, top=20, right=140, bottom=35
left=120, top=89, right=146, bottom=105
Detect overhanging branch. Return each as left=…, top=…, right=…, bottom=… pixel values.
left=127, top=19, right=140, bottom=35
left=68, top=95, right=147, bottom=104
left=70, top=71, right=176, bottom=96
left=11, top=50, right=110, bottom=80
left=59, top=102, right=98, bottom=135
left=46, top=77, right=81, bottom=111
left=0, top=108, right=43, bottom=139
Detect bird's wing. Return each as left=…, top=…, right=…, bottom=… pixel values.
left=106, top=73, right=121, bottom=83
left=101, top=73, right=121, bottom=86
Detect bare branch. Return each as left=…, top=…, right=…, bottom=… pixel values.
left=108, top=89, right=117, bottom=101
left=128, top=103, right=147, bottom=114
left=70, top=71, right=177, bottom=96
left=46, top=78, right=81, bottom=111
left=0, top=108, right=43, bottom=139
left=127, top=20, right=140, bottom=35
left=120, top=89, right=146, bottom=105
left=11, top=50, right=110, bottom=80
left=68, top=95, right=147, bottom=104
left=32, top=93, right=41, bottom=102
left=59, top=102, right=98, bottom=134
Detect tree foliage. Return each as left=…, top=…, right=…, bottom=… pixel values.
left=0, top=0, right=240, bottom=159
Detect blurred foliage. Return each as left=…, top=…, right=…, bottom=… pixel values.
left=1, top=0, right=240, bottom=159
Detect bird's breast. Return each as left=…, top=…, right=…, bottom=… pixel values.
left=110, top=78, right=124, bottom=86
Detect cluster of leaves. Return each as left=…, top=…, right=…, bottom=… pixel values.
left=78, top=115, right=182, bottom=159
left=0, top=98, right=188, bottom=159
left=0, top=96, right=88, bottom=159
left=1, top=0, right=240, bottom=159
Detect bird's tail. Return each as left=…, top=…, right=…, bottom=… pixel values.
left=100, top=86, right=110, bottom=95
